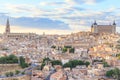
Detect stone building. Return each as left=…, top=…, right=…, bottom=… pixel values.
left=91, top=21, right=116, bottom=34
left=4, top=18, right=37, bottom=39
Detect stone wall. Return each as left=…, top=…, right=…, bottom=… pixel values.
left=0, top=64, right=21, bottom=74
left=0, top=75, right=31, bottom=80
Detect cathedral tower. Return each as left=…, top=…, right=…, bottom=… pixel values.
left=112, top=20, right=116, bottom=34
left=5, top=18, right=10, bottom=34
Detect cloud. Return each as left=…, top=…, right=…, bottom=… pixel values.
left=65, top=0, right=105, bottom=5
left=0, top=12, right=8, bottom=15
left=5, top=4, right=32, bottom=13
left=0, top=15, right=70, bottom=30
left=12, top=17, right=70, bottom=30
left=0, top=0, right=120, bottom=34
left=3, top=3, right=120, bottom=32
left=40, top=1, right=65, bottom=6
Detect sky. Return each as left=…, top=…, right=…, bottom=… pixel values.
left=0, top=0, right=120, bottom=34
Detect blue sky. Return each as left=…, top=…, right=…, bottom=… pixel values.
left=0, top=0, right=120, bottom=34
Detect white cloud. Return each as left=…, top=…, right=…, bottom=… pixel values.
left=1, top=0, right=120, bottom=34
left=85, top=0, right=96, bottom=5
left=65, top=0, right=105, bottom=5
left=40, top=1, right=66, bottom=7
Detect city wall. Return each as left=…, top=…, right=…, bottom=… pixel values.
left=0, top=75, right=30, bottom=80
left=0, top=64, right=21, bottom=74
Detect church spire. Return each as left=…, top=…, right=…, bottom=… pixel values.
left=5, top=18, right=10, bottom=34
left=113, top=20, right=116, bottom=25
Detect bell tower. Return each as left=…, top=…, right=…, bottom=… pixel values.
left=5, top=18, right=10, bottom=34
left=112, top=20, right=116, bottom=34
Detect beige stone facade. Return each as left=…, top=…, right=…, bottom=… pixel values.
left=4, top=33, right=37, bottom=39
left=4, top=19, right=37, bottom=40
left=91, top=21, right=116, bottom=34
left=0, top=75, right=30, bottom=80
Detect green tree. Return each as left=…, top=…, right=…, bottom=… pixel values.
left=113, top=68, right=120, bottom=79
left=64, top=46, right=72, bottom=48
left=0, top=54, right=18, bottom=64
left=62, top=48, right=67, bottom=53
left=103, top=62, right=110, bottom=67
left=116, top=53, right=120, bottom=59
left=51, top=45, right=56, bottom=49
left=15, top=70, right=20, bottom=75
left=9, top=72, right=14, bottom=77
left=19, top=56, right=28, bottom=68
left=51, top=60, right=62, bottom=66
left=2, top=48, right=9, bottom=51
left=63, top=62, right=72, bottom=69
left=21, top=71, right=25, bottom=75
left=63, top=60, right=90, bottom=69
left=43, top=57, right=51, bottom=63
left=41, top=57, right=51, bottom=70
left=69, top=48, right=75, bottom=53
left=8, top=54, right=18, bottom=63
left=106, top=69, right=114, bottom=77
left=69, top=60, right=79, bottom=68
left=85, top=61, right=90, bottom=67
left=41, top=63, right=45, bottom=70
left=106, top=68, right=120, bottom=79
left=5, top=72, right=14, bottom=77
left=62, top=46, right=74, bottom=53
left=78, top=60, right=84, bottom=65
left=5, top=72, right=10, bottom=77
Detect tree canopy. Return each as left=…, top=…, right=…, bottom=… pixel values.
left=19, top=56, right=29, bottom=68
left=106, top=68, right=120, bottom=79
left=63, top=60, right=90, bottom=69
left=0, top=54, right=18, bottom=64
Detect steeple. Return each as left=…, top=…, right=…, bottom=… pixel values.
left=113, top=20, right=116, bottom=25
left=5, top=18, right=10, bottom=34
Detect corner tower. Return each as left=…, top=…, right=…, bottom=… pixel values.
left=91, top=20, right=98, bottom=33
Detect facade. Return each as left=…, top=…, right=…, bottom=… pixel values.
left=91, top=21, right=116, bottom=34
left=4, top=19, right=37, bottom=39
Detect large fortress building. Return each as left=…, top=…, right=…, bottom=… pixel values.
left=4, top=19, right=37, bottom=40
left=91, top=21, right=116, bottom=34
